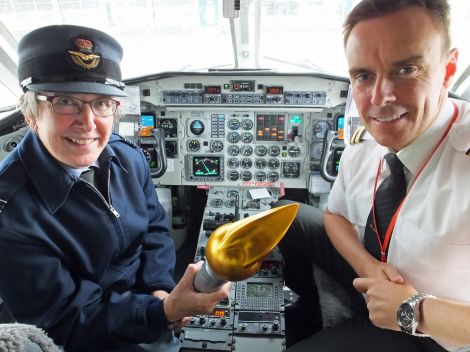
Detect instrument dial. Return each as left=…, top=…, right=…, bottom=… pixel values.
left=268, top=146, right=280, bottom=157
left=160, top=118, right=178, bottom=138
left=227, top=158, right=240, bottom=169
left=241, top=119, right=254, bottom=130
left=241, top=132, right=253, bottom=144
left=210, top=199, right=223, bottom=208
left=241, top=170, right=252, bottom=181
left=255, top=145, right=268, bottom=156
left=225, top=199, right=237, bottom=208
left=241, top=158, right=253, bottom=169
left=227, top=170, right=240, bottom=181
left=267, top=171, right=280, bottom=182
left=227, top=190, right=239, bottom=198
left=189, top=120, right=205, bottom=136
left=313, top=120, right=331, bottom=139
left=228, top=119, right=240, bottom=130
left=255, top=158, right=267, bottom=169
left=227, top=145, right=240, bottom=156
left=240, top=145, right=253, bottom=156
left=282, top=161, right=300, bottom=178
left=255, top=171, right=267, bottom=182
left=288, top=146, right=301, bottom=158
left=187, top=139, right=201, bottom=152
left=310, top=141, right=323, bottom=161
left=210, top=140, right=224, bottom=152
left=268, top=158, right=280, bottom=169
left=227, top=132, right=240, bottom=143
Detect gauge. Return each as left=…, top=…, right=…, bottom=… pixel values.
left=241, top=119, right=254, bottom=130
left=190, top=119, right=205, bottom=136
left=268, top=158, right=280, bottom=169
left=288, top=146, right=301, bottom=158
left=241, top=132, right=253, bottom=144
left=282, top=161, right=300, bottom=178
left=240, top=145, right=253, bottom=156
left=241, top=170, right=252, bottom=181
left=241, top=158, right=253, bottom=169
left=227, top=145, right=240, bottom=156
left=268, top=145, right=280, bottom=157
left=255, top=171, right=267, bottom=182
left=227, top=158, right=239, bottom=169
left=227, top=190, right=239, bottom=198
left=310, top=141, right=323, bottom=161
left=210, top=140, right=224, bottom=152
left=225, top=199, right=237, bottom=208
left=210, top=199, right=223, bottom=208
left=255, top=145, right=268, bottom=156
left=227, top=132, right=240, bottom=143
left=227, top=170, right=240, bottom=181
left=313, top=120, right=331, bottom=139
left=160, top=118, right=178, bottom=138
left=228, top=119, right=240, bottom=130
left=267, top=171, right=280, bottom=182
left=255, top=158, right=267, bottom=169
left=187, top=139, right=200, bottom=152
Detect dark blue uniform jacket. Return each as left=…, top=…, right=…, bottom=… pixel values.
left=0, top=131, right=176, bottom=351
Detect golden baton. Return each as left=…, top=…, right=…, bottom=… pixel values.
left=193, top=203, right=299, bottom=292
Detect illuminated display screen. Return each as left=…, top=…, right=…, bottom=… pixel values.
left=256, top=114, right=285, bottom=141
left=231, top=80, right=255, bottom=92
left=334, top=149, right=343, bottom=173
left=246, top=282, right=273, bottom=298
left=212, top=308, right=229, bottom=318
left=204, top=85, right=222, bottom=94
left=266, top=86, right=283, bottom=95
left=140, top=114, right=155, bottom=128
left=192, top=156, right=221, bottom=177
left=336, top=115, right=345, bottom=140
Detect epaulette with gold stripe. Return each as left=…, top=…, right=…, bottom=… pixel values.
left=466, top=148, right=470, bottom=156
left=350, top=126, right=367, bottom=144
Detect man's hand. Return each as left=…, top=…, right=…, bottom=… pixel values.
left=360, top=260, right=405, bottom=283
left=353, top=277, right=417, bottom=330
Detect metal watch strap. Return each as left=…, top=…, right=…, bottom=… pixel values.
left=401, top=293, right=436, bottom=337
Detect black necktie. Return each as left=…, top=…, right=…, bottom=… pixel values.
left=80, top=167, right=98, bottom=188
left=364, top=153, right=406, bottom=260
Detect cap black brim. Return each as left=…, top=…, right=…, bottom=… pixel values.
left=27, top=81, right=128, bottom=97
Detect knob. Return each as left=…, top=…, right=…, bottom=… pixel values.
left=221, top=317, right=227, bottom=326
left=273, top=320, right=279, bottom=331
left=262, top=323, right=268, bottom=331
left=199, top=317, right=206, bottom=325
left=240, top=323, right=247, bottom=330
left=210, top=319, right=216, bottom=326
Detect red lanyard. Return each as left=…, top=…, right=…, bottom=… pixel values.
left=371, top=102, right=459, bottom=262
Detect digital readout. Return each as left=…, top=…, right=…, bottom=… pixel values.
left=266, top=86, right=283, bottom=95
left=204, top=85, right=221, bottom=94
left=231, top=80, right=255, bottom=92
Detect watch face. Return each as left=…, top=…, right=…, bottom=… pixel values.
left=397, top=303, right=414, bottom=329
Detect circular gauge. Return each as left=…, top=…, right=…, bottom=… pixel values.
left=227, top=132, right=240, bottom=143
left=267, top=171, right=280, bottom=182
left=313, top=120, right=331, bottom=139
left=241, top=170, right=252, bottom=181
left=187, top=139, right=200, bottom=152
left=227, top=170, right=240, bottom=181
left=228, top=119, right=240, bottom=130
left=288, top=146, right=301, bottom=158
left=268, top=146, right=280, bottom=157
left=310, top=141, right=323, bottom=161
left=255, top=171, right=267, bottom=182
left=240, top=145, right=253, bottom=156
left=255, top=158, right=267, bottom=169
left=210, top=140, right=224, bottom=152
left=255, top=145, right=268, bottom=156
left=227, top=158, right=239, bottom=169
left=241, top=119, right=254, bottom=130
left=190, top=120, right=205, bottom=136
left=241, top=132, right=253, bottom=144
left=210, top=199, right=223, bottom=208
left=227, top=190, right=239, bottom=198
left=227, top=145, right=240, bottom=156
left=241, top=158, right=253, bottom=169
left=282, top=161, right=300, bottom=178
left=225, top=199, right=237, bottom=208
left=268, top=158, right=280, bottom=169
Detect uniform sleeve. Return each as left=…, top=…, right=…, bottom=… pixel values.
left=133, top=146, right=177, bottom=293
left=326, top=144, right=352, bottom=218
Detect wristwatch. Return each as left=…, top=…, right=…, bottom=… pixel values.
left=397, top=293, right=436, bottom=336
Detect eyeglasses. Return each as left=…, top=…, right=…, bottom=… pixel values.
left=36, top=95, right=120, bottom=117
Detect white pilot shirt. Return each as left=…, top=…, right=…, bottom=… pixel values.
left=328, top=98, right=470, bottom=351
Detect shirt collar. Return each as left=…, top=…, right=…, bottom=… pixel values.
left=18, top=131, right=123, bottom=213
left=397, top=99, right=455, bottom=177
